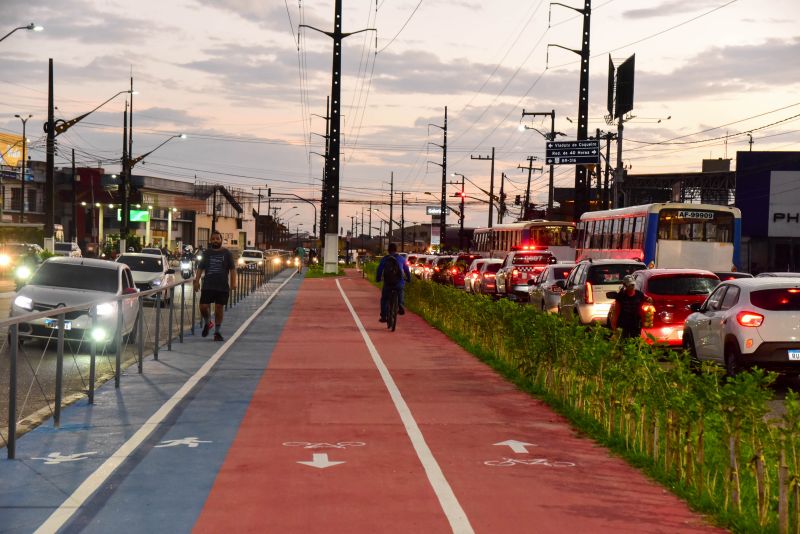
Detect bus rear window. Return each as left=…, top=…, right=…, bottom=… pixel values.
left=657, top=209, right=734, bottom=243
left=750, top=288, right=800, bottom=311
left=531, top=225, right=575, bottom=247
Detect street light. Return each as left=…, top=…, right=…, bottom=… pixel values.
left=14, top=114, right=31, bottom=223
left=0, top=23, right=43, bottom=43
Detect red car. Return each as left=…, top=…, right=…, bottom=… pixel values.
left=627, top=269, right=721, bottom=346
left=448, top=253, right=483, bottom=288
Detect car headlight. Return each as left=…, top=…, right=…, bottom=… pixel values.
left=96, top=302, right=115, bottom=316
left=14, top=295, right=33, bottom=311
left=151, top=279, right=162, bottom=286
left=258, top=260, right=263, bottom=265
left=0, top=254, right=10, bottom=267
left=15, top=265, right=32, bottom=280
left=180, top=261, right=191, bottom=269
left=273, top=257, right=282, bottom=265
left=91, top=327, right=108, bottom=342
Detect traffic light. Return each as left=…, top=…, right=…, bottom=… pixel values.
left=514, top=195, right=521, bottom=205
left=459, top=190, right=466, bottom=199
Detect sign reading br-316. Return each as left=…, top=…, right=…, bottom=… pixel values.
left=545, top=140, right=600, bottom=165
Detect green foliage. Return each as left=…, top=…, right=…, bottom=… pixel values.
left=39, top=250, right=55, bottom=261
left=304, top=263, right=344, bottom=278
left=393, top=275, right=793, bottom=533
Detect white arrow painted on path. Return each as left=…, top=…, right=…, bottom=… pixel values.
left=297, top=453, right=346, bottom=469
left=494, top=440, right=537, bottom=454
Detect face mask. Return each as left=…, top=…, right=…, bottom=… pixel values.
left=211, top=242, right=221, bottom=249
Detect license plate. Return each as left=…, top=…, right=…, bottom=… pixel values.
left=44, top=318, right=72, bottom=330
left=789, top=350, right=800, bottom=361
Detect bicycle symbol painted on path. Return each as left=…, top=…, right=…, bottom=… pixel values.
left=283, top=441, right=366, bottom=449
left=484, top=457, right=576, bottom=468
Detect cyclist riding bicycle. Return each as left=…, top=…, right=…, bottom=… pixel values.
left=376, top=242, right=411, bottom=323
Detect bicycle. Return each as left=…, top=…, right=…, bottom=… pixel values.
left=387, top=287, right=399, bottom=332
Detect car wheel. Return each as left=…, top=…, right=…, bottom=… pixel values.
left=724, top=342, right=742, bottom=378
left=683, top=330, right=700, bottom=370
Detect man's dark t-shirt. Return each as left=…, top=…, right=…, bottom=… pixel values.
left=615, top=289, right=647, bottom=337
left=199, top=247, right=235, bottom=291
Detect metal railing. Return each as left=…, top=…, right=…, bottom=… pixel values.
left=1, top=255, right=293, bottom=459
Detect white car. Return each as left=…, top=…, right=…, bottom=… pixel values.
left=53, top=242, right=82, bottom=257
left=238, top=249, right=265, bottom=270
left=529, top=263, right=576, bottom=313
left=683, top=277, right=800, bottom=376
left=116, top=253, right=176, bottom=305
left=10, top=257, right=140, bottom=348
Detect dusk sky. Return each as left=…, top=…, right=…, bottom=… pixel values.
left=2, top=0, right=799, bottom=231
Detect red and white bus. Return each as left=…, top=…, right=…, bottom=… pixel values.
left=472, top=220, right=577, bottom=262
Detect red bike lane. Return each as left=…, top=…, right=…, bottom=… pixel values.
left=195, top=272, right=721, bottom=533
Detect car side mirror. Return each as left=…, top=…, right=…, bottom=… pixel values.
left=689, top=302, right=702, bottom=312
left=165, top=268, right=175, bottom=275
left=554, top=280, right=566, bottom=289
left=123, top=287, right=138, bottom=295
left=606, top=291, right=618, bottom=299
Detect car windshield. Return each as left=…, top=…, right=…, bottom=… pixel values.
left=485, top=263, right=502, bottom=273
left=750, top=288, right=800, bottom=311
left=2, top=244, right=32, bottom=256
left=30, top=263, right=118, bottom=293
left=141, top=248, right=162, bottom=255
left=54, top=243, right=72, bottom=252
left=647, top=275, right=719, bottom=295
left=242, top=251, right=262, bottom=258
left=587, top=264, right=644, bottom=285
left=117, top=256, right=163, bottom=273
left=513, top=253, right=552, bottom=265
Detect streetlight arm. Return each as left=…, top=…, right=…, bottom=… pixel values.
left=49, top=90, right=132, bottom=136
left=0, top=23, right=39, bottom=43
left=129, top=134, right=184, bottom=167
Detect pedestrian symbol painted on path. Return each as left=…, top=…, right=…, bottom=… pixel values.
left=155, top=437, right=212, bottom=448
left=31, top=451, right=97, bottom=465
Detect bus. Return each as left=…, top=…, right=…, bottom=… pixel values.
left=472, top=220, right=577, bottom=262
left=576, top=203, right=742, bottom=271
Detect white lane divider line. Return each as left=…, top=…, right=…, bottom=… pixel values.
left=336, top=279, right=474, bottom=534
left=34, top=271, right=298, bottom=534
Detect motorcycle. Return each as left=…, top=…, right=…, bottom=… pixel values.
left=14, top=263, right=35, bottom=290
left=180, top=257, right=194, bottom=280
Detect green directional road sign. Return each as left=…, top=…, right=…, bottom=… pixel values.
left=116, top=209, right=150, bottom=222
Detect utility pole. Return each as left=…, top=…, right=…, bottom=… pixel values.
left=71, top=149, right=77, bottom=241
left=45, top=58, right=55, bottom=240
left=399, top=192, right=407, bottom=252
left=388, top=171, right=394, bottom=244
left=211, top=186, right=217, bottom=234
left=428, top=107, right=447, bottom=250
left=368, top=200, right=372, bottom=239
left=521, top=109, right=560, bottom=211
left=471, top=147, right=495, bottom=227
left=519, top=156, right=537, bottom=213
left=498, top=172, right=507, bottom=224
left=548, top=0, right=592, bottom=220
left=123, top=75, right=134, bottom=242
left=301, top=2, right=375, bottom=273
left=318, top=96, right=330, bottom=239
left=15, top=114, right=31, bottom=223
left=121, top=100, right=129, bottom=241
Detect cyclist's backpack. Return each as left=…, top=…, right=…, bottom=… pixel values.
left=383, top=255, right=402, bottom=285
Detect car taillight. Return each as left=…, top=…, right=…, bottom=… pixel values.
left=584, top=282, right=593, bottom=304
left=434, top=266, right=440, bottom=272
left=512, top=268, right=519, bottom=278
left=737, top=311, right=764, bottom=327
left=471, top=273, right=479, bottom=279
left=641, top=303, right=656, bottom=328
left=486, top=273, right=495, bottom=278
left=451, top=267, right=458, bottom=274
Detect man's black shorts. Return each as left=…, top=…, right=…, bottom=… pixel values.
left=200, top=289, right=229, bottom=305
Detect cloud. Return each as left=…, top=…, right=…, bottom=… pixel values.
left=193, top=0, right=326, bottom=32
left=622, top=0, right=721, bottom=19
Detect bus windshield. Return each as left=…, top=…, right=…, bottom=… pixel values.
left=657, top=209, right=734, bottom=243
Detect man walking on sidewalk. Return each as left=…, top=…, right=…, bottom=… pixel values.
left=193, top=230, right=237, bottom=341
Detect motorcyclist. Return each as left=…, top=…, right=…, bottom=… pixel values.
left=14, top=248, right=42, bottom=290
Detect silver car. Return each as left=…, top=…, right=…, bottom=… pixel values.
left=529, top=263, right=576, bottom=313
left=116, top=253, right=176, bottom=305
left=557, top=259, right=646, bottom=324
left=11, top=257, right=140, bottom=348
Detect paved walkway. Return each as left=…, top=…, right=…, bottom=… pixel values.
left=0, top=270, right=722, bottom=533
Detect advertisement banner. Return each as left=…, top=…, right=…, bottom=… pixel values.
left=0, top=133, right=24, bottom=167
left=768, top=170, right=800, bottom=237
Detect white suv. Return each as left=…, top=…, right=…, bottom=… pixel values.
left=557, top=259, right=646, bottom=325
left=683, top=277, right=800, bottom=376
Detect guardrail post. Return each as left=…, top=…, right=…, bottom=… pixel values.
left=115, top=300, right=123, bottom=388
left=179, top=282, right=185, bottom=343
left=154, top=291, right=161, bottom=360
left=55, top=312, right=65, bottom=427
left=137, top=296, right=144, bottom=373
left=89, top=307, right=97, bottom=402
left=8, top=324, right=18, bottom=459
left=167, top=286, right=174, bottom=351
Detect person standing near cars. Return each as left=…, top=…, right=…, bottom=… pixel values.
left=193, top=230, right=236, bottom=341
left=610, top=275, right=652, bottom=338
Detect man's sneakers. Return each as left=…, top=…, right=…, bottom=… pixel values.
left=202, top=321, right=214, bottom=337
left=398, top=306, right=405, bottom=315
left=379, top=317, right=387, bottom=323
left=213, top=332, right=224, bottom=342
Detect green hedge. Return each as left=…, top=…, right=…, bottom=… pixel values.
left=367, top=265, right=800, bottom=533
